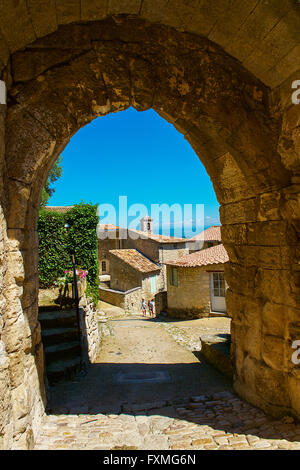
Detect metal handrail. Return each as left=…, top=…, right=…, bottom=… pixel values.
left=72, top=254, right=82, bottom=354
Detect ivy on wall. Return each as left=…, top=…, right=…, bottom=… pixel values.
left=38, top=203, right=99, bottom=300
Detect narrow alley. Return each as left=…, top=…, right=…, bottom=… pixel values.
left=34, top=305, right=300, bottom=450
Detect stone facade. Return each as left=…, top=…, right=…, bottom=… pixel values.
left=104, top=249, right=164, bottom=312
left=0, top=6, right=298, bottom=448
left=167, top=264, right=226, bottom=319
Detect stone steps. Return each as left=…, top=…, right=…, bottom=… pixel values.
left=39, top=308, right=82, bottom=384
left=45, top=356, right=82, bottom=384
left=44, top=340, right=81, bottom=362
left=199, top=334, right=233, bottom=379
left=39, top=310, right=78, bottom=329
left=41, top=326, right=79, bottom=346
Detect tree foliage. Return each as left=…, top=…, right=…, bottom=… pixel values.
left=40, top=155, right=63, bottom=206
left=38, top=203, right=99, bottom=301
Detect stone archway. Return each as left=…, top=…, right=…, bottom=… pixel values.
left=0, top=11, right=299, bottom=449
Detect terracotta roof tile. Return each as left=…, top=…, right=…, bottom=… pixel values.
left=110, top=249, right=160, bottom=273
left=128, top=228, right=186, bottom=244
left=166, top=243, right=228, bottom=267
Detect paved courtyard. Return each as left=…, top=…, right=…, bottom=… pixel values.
left=34, top=306, right=300, bottom=450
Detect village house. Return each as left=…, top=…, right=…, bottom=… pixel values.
left=165, top=225, right=229, bottom=318
left=98, top=218, right=188, bottom=277
left=99, top=248, right=162, bottom=312
left=166, top=243, right=229, bottom=318
left=188, top=225, right=222, bottom=252
left=98, top=224, right=126, bottom=279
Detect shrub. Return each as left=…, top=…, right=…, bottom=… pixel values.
left=38, top=202, right=99, bottom=291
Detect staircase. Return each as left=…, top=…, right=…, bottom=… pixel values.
left=39, top=306, right=82, bottom=384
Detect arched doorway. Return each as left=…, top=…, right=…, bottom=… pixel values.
left=0, top=12, right=299, bottom=448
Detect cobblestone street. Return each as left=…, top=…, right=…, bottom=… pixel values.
left=34, top=306, right=300, bottom=450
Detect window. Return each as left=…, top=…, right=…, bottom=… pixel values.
left=147, top=222, right=151, bottom=230
left=212, top=272, right=225, bottom=297
left=101, top=260, right=107, bottom=272
left=169, top=267, right=178, bottom=287
left=150, top=275, right=156, bottom=293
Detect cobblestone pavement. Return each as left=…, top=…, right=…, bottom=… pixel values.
left=35, top=391, right=300, bottom=450
left=157, top=314, right=231, bottom=352
left=34, top=306, right=300, bottom=450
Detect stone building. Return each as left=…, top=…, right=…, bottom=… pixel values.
left=166, top=243, right=229, bottom=318
left=97, top=224, right=126, bottom=276
left=189, top=225, right=222, bottom=252
left=98, top=222, right=189, bottom=286
left=99, top=248, right=162, bottom=312
left=1, top=2, right=300, bottom=448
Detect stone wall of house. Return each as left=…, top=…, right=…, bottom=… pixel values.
left=159, top=244, right=188, bottom=263
left=126, top=235, right=160, bottom=262
left=109, top=253, right=141, bottom=292
left=141, top=270, right=165, bottom=300
left=167, top=266, right=215, bottom=319
left=98, top=234, right=123, bottom=274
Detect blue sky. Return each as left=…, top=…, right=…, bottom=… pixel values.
left=49, top=107, right=220, bottom=237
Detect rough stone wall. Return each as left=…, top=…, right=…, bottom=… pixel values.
left=167, top=266, right=219, bottom=318
left=0, top=1, right=299, bottom=87
left=0, top=113, right=45, bottom=449
left=0, top=100, right=12, bottom=450
left=98, top=234, right=123, bottom=274
left=79, top=294, right=100, bottom=364
left=126, top=235, right=160, bottom=263
left=99, top=285, right=142, bottom=313
left=109, top=253, right=142, bottom=292
left=159, top=244, right=189, bottom=263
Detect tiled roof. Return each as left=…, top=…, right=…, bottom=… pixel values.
left=44, top=206, right=73, bottom=213
left=97, top=226, right=186, bottom=243
left=110, top=249, right=160, bottom=273
left=98, top=224, right=120, bottom=231
left=190, top=225, right=222, bottom=242
left=166, top=243, right=228, bottom=267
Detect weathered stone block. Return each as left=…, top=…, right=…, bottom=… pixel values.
left=288, top=374, right=300, bottom=421
left=242, top=356, right=291, bottom=409
left=258, top=192, right=281, bottom=221
left=262, top=302, right=286, bottom=338
left=108, top=0, right=141, bottom=15
left=56, top=0, right=81, bottom=25
left=261, top=335, right=286, bottom=371
left=81, top=0, right=108, bottom=21
left=0, top=0, right=36, bottom=53
left=27, top=0, right=58, bottom=38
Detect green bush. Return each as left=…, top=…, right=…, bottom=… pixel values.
left=38, top=202, right=99, bottom=290
left=38, top=209, right=70, bottom=288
